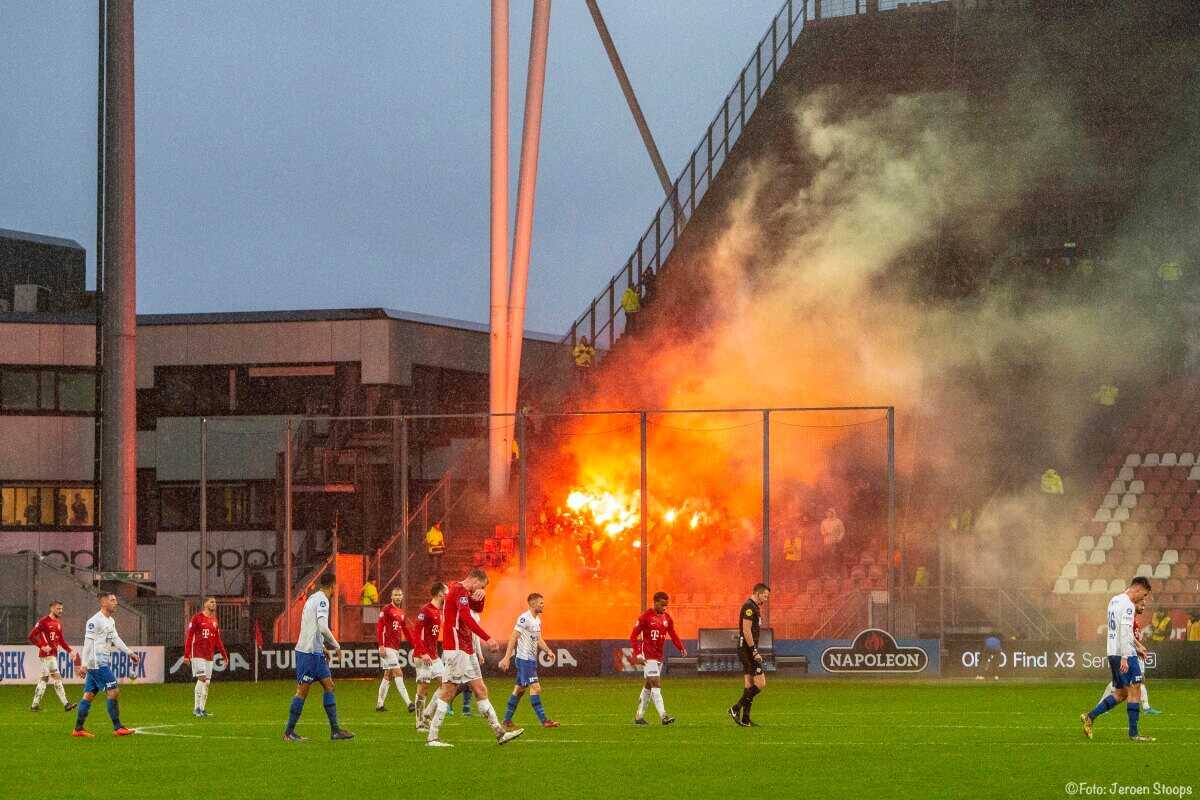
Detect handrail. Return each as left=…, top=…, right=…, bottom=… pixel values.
left=564, top=0, right=810, bottom=355
left=811, top=588, right=868, bottom=638
left=272, top=549, right=336, bottom=644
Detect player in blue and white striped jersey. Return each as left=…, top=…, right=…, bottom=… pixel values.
left=498, top=593, right=559, bottom=728
left=283, top=573, right=354, bottom=742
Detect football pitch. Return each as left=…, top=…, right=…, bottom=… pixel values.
left=4, top=677, right=1198, bottom=798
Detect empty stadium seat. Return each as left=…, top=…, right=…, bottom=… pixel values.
left=1096, top=535, right=1114, bottom=550
left=1162, top=549, right=1179, bottom=564
left=1190, top=465, right=1200, bottom=481
left=1119, top=466, right=1136, bottom=481
left=1071, top=579, right=1091, bottom=594
left=1113, top=508, right=1131, bottom=522
left=1145, top=454, right=1161, bottom=467
left=1121, top=493, right=1138, bottom=508
left=1180, top=453, right=1196, bottom=467
left=1069, top=550, right=1087, bottom=564
left=1110, top=480, right=1126, bottom=494
left=1136, top=564, right=1153, bottom=578
left=1108, top=578, right=1126, bottom=593
left=1104, top=521, right=1122, bottom=537
left=1053, top=579, right=1070, bottom=594
left=1162, top=453, right=1179, bottom=467
left=1129, top=480, right=1145, bottom=494
left=1176, top=563, right=1191, bottom=579
left=1124, top=455, right=1141, bottom=468
left=1087, top=549, right=1106, bottom=565
left=1093, top=508, right=1112, bottom=522
left=1090, top=579, right=1109, bottom=592
left=1078, top=536, right=1095, bottom=551
left=1153, top=563, right=1172, bottom=580
left=1060, top=564, right=1079, bottom=580
left=1102, top=494, right=1119, bottom=509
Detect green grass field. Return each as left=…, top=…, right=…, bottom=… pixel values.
left=3, top=677, right=1198, bottom=798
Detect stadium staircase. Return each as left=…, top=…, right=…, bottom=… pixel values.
left=1053, top=375, right=1200, bottom=608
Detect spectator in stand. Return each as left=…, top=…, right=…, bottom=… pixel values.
left=1150, top=610, right=1171, bottom=643
left=24, top=497, right=39, bottom=526
left=639, top=267, right=657, bottom=306
left=783, top=536, right=801, bottom=563
left=1092, top=384, right=1119, bottom=406
left=819, top=508, right=846, bottom=576
left=913, top=566, right=929, bottom=589
left=70, top=493, right=89, bottom=525
left=621, top=279, right=641, bottom=331
left=360, top=578, right=379, bottom=606
left=572, top=336, right=595, bottom=368
left=1188, top=612, right=1200, bottom=642
left=55, top=493, right=69, bottom=526
left=1040, top=468, right=1064, bottom=495
left=426, top=523, right=446, bottom=579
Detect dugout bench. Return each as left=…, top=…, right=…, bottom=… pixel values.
left=666, top=628, right=806, bottom=674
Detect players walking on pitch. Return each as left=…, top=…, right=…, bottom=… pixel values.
left=376, top=587, right=415, bottom=713
left=73, top=592, right=139, bottom=737
left=284, top=573, right=354, bottom=742
left=1097, top=597, right=1162, bottom=715
left=630, top=591, right=686, bottom=725
left=183, top=596, right=228, bottom=717
left=1081, top=576, right=1155, bottom=742
left=498, top=592, right=560, bottom=728
left=730, top=583, right=769, bottom=727
left=424, top=568, right=524, bottom=747
left=29, top=601, right=79, bottom=713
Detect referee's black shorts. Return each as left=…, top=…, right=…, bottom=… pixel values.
left=737, top=646, right=764, bottom=676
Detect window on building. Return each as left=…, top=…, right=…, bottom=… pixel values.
left=159, top=484, right=200, bottom=530
left=1, top=485, right=95, bottom=528
left=0, top=368, right=95, bottom=413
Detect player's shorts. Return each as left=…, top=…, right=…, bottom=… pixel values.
left=643, top=659, right=663, bottom=679
left=416, top=657, right=446, bottom=683
left=84, top=665, right=118, bottom=694
left=295, top=651, right=332, bottom=685
left=380, top=647, right=401, bottom=670
left=443, top=649, right=483, bottom=684
left=40, top=656, right=60, bottom=678
left=515, top=656, right=539, bottom=687
left=190, top=658, right=213, bottom=679
left=737, top=646, right=764, bottom=677
left=1108, top=654, right=1143, bottom=688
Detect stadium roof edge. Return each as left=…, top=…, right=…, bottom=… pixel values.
left=0, top=227, right=86, bottom=250
left=0, top=306, right=562, bottom=342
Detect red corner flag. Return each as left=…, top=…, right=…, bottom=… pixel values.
left=254, top=620, right=264, bottom=650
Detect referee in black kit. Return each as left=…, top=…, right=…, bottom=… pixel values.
left=729, top=583, right=770, bottom=727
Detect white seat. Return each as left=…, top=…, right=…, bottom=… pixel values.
left=1179, top=453, right=1195, bottom=467
left=1053, top=579, right=1070, bottom=594
left=1190, top=465, right=1200, bottom=481
left=1124, top=454, right=1141, bottom=468
left=1121, top=493, right=1138, bottom=508
left=1108, top=578, right=1126, bottom=593
left=1153, top=563, right=1171, bottom=580
left=1093, top=508, right=1113, bottom=523
left=1090, top=579, right=1109, bottom=593
left=1102, top=494, right=1118, bottom=509
left=1109, top=480, right=1127, bottom=494
left=1103, top=521, right=1122, bottom=537
left=1162, top=549, right=1179, bottom=565
left=1161, top=453, right=1178, bottom=467
left=1119, top=466, right=1136, bottom=481
left=1060, top=564, right=1079, bottom=580
left=1129, top=480, right=1145, bottom=494
left=1144, top=454, right=1161, bottom=467
left=1078, top=536, right=1095, bottom=551
left=1071, top=579, right=1091, bottom=594
left=1096, top=535, right=1114, bottom=550
left=1087, top=549, right=1106, bottom=565
left=1135, top=563, right=1153, bottom=578
left=1069, top=549, right=1087, bottom=565
left=1112, top=508, right=1130, bottom=522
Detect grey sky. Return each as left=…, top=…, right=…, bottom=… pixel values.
left=1, top=1, right=782, bottom=335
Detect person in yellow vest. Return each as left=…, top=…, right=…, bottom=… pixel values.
left=1188, top=612, right=1200, bottom=642
left=1040, top=469, right=1064, bottom=495
left=360, top=578, right=379, bottom=606
left=783, top=536, right=800, bottom=562
left=1150, top=610, right=1171, bottom=642
left=1157, top=261, right=1182, bottom=282
left=1092, top=385, right=1118, bottom=406
left=913, top=566, right=929, bottom=588
left=572, top=336, right=595, bottom=368
left=425, top=523, right=445, bottom=578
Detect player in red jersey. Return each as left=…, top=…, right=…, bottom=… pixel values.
left=183, top=596, right=228, bottom=717
left=376, top=586, right=415, bottom=713
left=29, top=600, right=80, bottom=712
left=630, top=591, right=686, bottom=725
left=425, top=568, right=523, bottom=747
left=413, top=582, right=448, bottom=732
